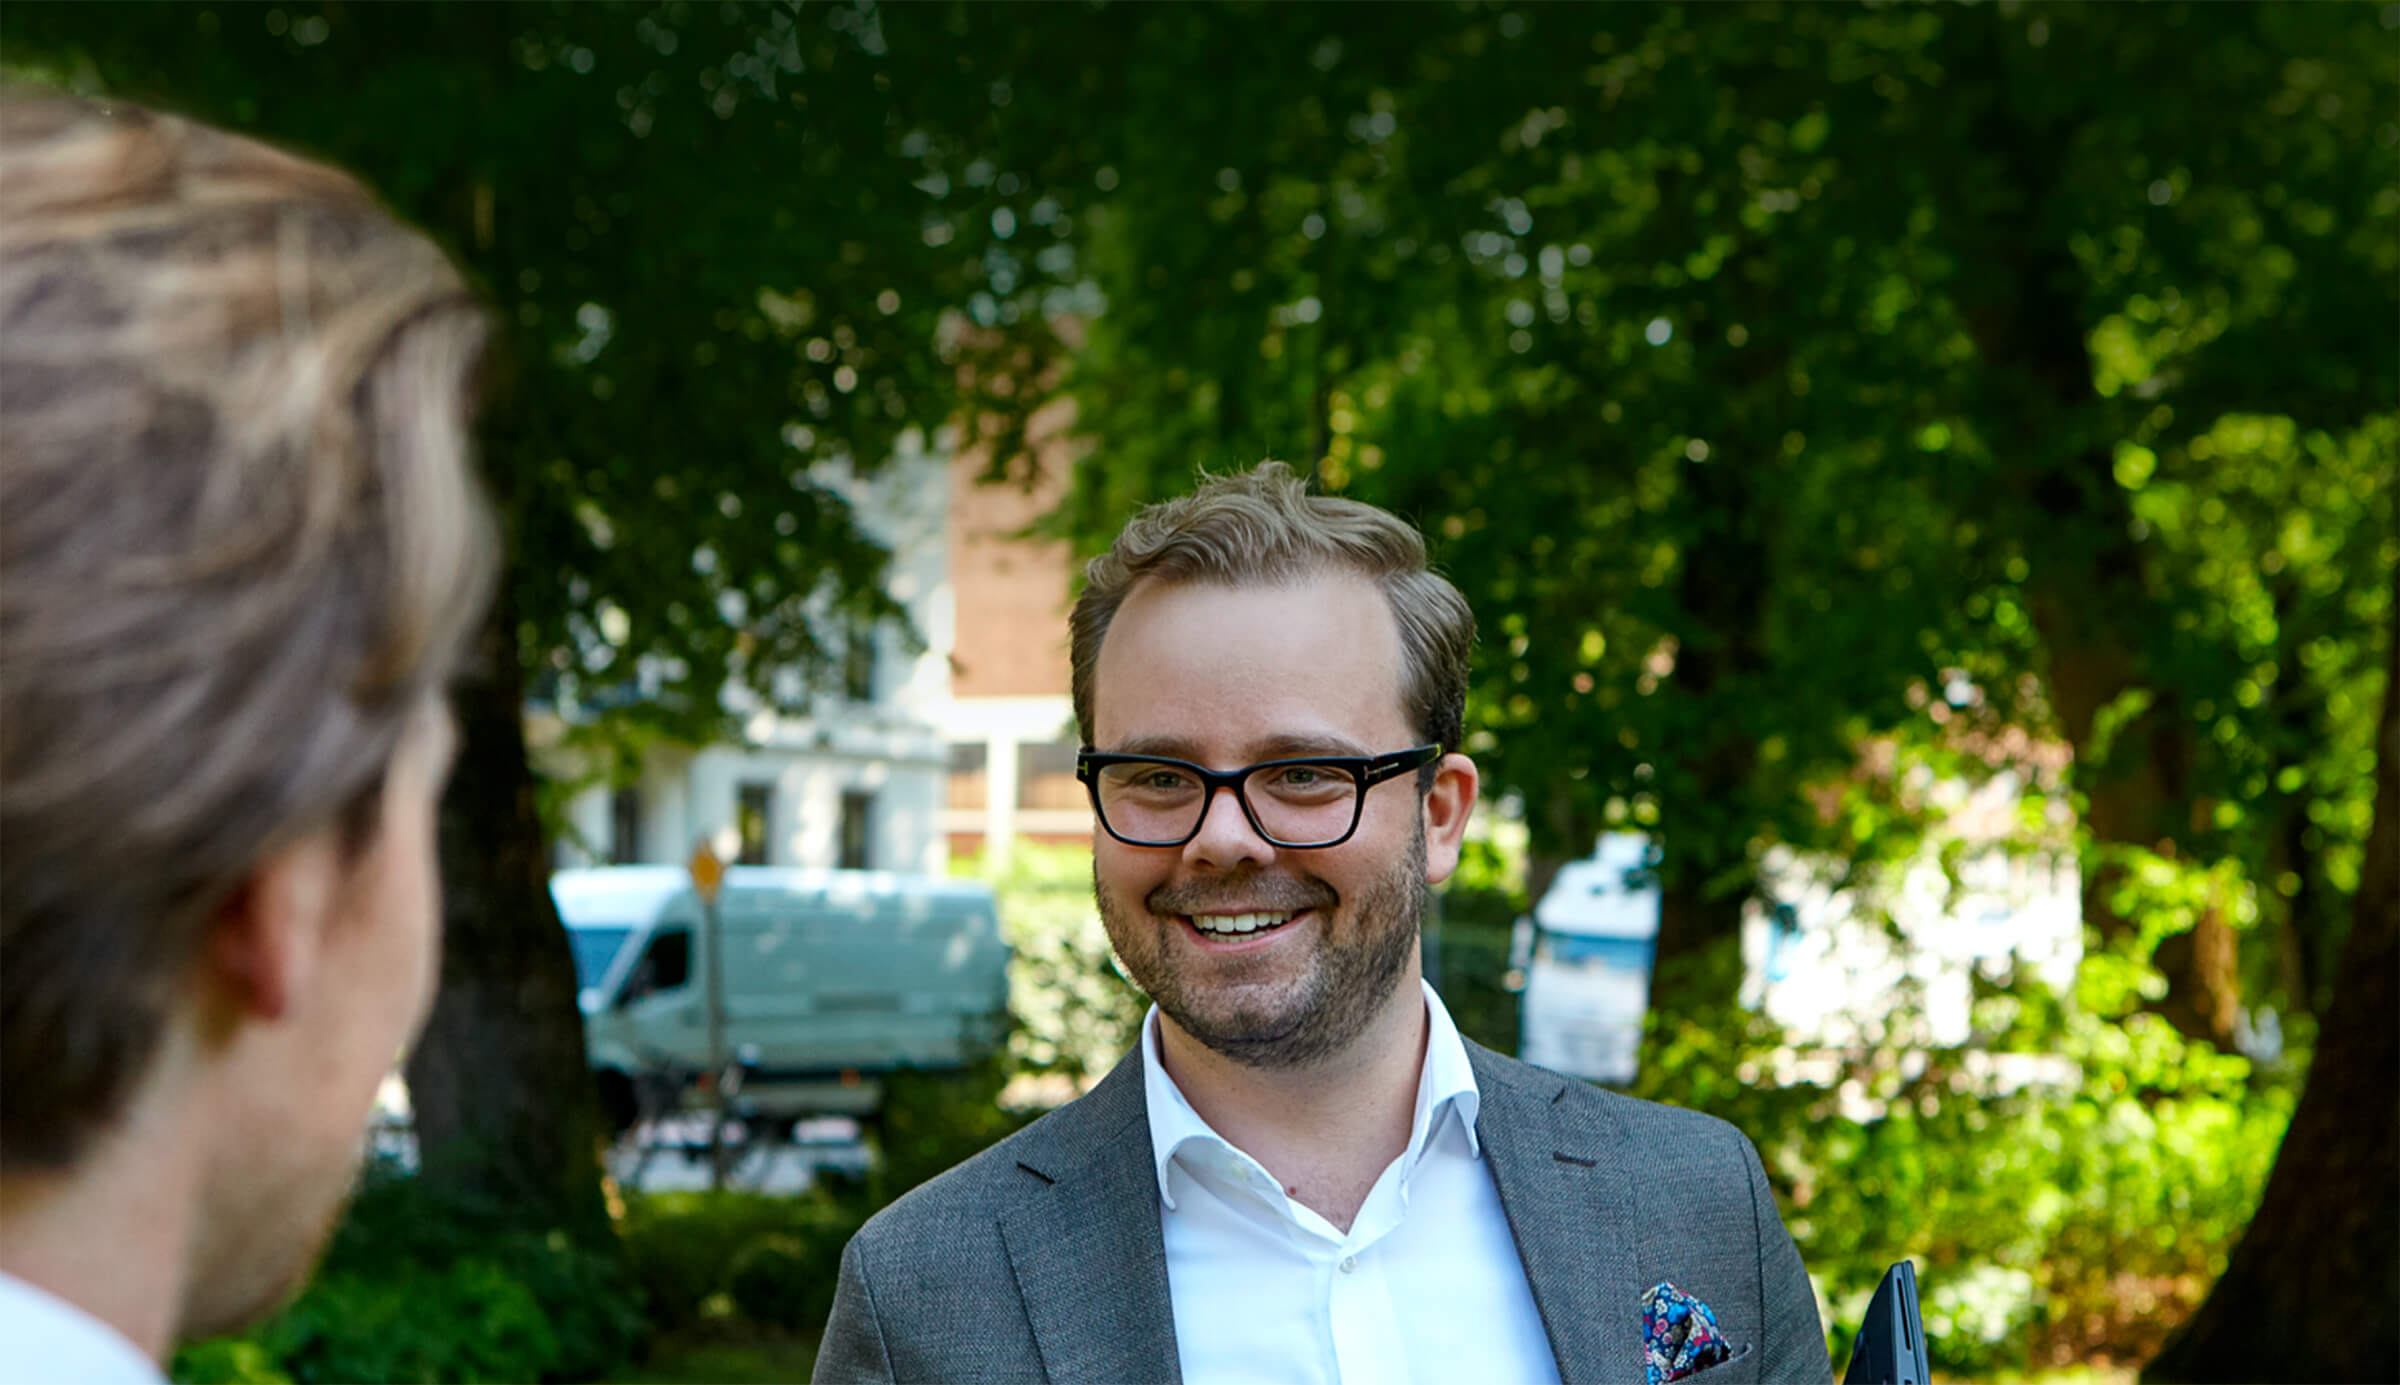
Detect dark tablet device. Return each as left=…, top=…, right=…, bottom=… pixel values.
left=1841, top=1260, right=1931, bottom=1385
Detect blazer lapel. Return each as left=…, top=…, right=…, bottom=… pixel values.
left=998, top=1051, right=1183, bottom=1385
left=1469, top=1044, right=1646, bottom=1385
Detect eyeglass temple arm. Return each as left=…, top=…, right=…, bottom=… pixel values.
left=1361, top=744, right=1443, bottom=786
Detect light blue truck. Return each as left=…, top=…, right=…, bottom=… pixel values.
left=556, top=865, right=1012, bottom=1130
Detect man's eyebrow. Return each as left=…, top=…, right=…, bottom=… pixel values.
left=1103, top=735, right=1206, bottom=760
left=1098, top=733, right=1373, bottom=762
left=1250, top=733, right=1372, bottom=760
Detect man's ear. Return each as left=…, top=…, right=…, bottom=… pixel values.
left=1420, top=752, right=1481, bottom=887
left=205, top=834, right=342, bottom=1023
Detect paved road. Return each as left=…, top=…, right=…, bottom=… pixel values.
left=367, top=1085, right=874, bottom=1197
left=603, top=1114, right=872, bottom=1195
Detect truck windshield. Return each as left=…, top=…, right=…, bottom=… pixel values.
left=568, top=926, right=634, bottom=988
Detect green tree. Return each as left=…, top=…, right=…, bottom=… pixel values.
left=1018, top=0, right=2393, bottom=1038
left=955, top=3, right=2391, bottom=1368
left=15, top=6, right=2391, bottom=1369
left=2145, top=571, right=2397, bottom=1382
left=2, top=0, right=1069, bottom=1238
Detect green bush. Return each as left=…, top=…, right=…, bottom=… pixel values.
left=168, top=1162, right=649, bottom=1384
left=619, top=1190, right=797, bottom=1330
left=268, top=1259, right=558, bottom=1384
left=1630, top=940, right=2295, bottom=1377
left=871, top=1055, right=1031, bottom=1199
left=1430, top=885, right=1523, bottom=1055
left=726, top=1235, right=822, bottom=1332
left=617, top=1186, right=871, bottom=1337
left=169, top=1339, right=289, bottom=1385
left=958, top=844, right=1145, bottom=1082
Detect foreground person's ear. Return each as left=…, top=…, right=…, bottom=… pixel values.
left=204, top=835, right=344, bottom=1024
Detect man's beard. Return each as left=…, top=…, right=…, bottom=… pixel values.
left=1097, top=823, right=1427, bottom=1070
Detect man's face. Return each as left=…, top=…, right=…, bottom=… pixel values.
left=1089, top=572, right=1474, bottom=1068
left=186, top=697, right=454, bottom=1337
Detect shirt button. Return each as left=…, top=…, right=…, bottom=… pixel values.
left=1338, top=1256, right=1357, bottom=1274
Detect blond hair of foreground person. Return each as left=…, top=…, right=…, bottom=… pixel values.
left=0, top=91, right=496, bottom=1376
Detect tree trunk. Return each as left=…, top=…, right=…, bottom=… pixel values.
left=1925, top=20, right=2250, bottom=1051
left=2268, top=800, right=2323, bottom=1021
left=404, top=577, right=614, bottom=1242
left=1646, top=454, right=1767, bottom=1023
left=2142, top=581, right=2399, bottom=1383
left=1648, top=864, right=1751, bottom=1020
left=1956, top=135, right=2240, bottom=1046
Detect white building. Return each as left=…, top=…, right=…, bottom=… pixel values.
left=541, top=422, right=1093, bottom=879
left=543, top=436, right=954, bottom=877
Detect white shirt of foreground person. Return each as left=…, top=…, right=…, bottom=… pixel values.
left=1145, top=980, right=1564, bottom=1385
left=0, top=1270, right=168, bottom=1385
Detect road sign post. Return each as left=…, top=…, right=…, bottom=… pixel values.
left=688, top=842, right=729, bottom=1189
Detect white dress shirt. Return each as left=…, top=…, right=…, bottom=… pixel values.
left=1144, top=981, right=1563, bottom=1385
left=0, top=1271, right=166, bottom=1385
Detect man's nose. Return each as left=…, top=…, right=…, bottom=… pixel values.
left=1181, top=783, right=1276, bottom=870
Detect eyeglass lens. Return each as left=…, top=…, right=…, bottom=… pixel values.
left=1091, top=760, right=1359, bottom=846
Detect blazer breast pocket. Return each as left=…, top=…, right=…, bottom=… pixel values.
left=1672, top=1341, right=1756, bottom=1383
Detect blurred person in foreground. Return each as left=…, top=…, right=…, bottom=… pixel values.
left=818, top=462, right=1829, bottom=1384
left=0, top=92, right=495, bottom=1377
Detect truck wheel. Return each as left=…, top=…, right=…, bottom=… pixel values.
left=595, top=1069, right=638, bottom=1139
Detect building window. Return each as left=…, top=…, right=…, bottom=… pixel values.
left=839, top=790, right=874, bottom=871
left=947, top=742, right=989, bottom=813
left=610, top=787, right=644, bottom=864
left=844, top=622, right=878, bottom=703
left=736, top=782, right=773, bottom=865
left=1018, top=741, right=1085, bottom=812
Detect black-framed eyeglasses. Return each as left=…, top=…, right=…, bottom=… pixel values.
left=1075, top=744, right=1442, bottom=849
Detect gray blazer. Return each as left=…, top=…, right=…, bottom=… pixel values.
left=815, top=1041, right=1832, bottom=1384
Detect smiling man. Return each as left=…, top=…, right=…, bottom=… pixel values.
left=817, top=463, right=1829, bottom=1385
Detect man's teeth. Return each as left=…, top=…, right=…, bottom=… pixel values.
left=1192, top=911, right=1295, bottom=936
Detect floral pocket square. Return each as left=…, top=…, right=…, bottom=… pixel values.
left=1643, top=1280, right=1736, bottom=1384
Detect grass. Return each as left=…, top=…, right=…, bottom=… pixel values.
left=595, top=1324, right=818, bottom=1384
left=1954, top=1369, right=2138, bottom=1385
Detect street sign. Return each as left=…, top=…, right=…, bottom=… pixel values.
left=688, top=841, right=724, bottom=905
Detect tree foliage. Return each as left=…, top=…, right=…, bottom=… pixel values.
left=11, top=3, right=2393, bottom=1371
left=8, top=0, right=1068, bottom=715
left=1, top=0, right=1072, bottom=1234
left=955, top=2, right=2395, bottom=1039
left=957, top=5, right=2396, bottom=1370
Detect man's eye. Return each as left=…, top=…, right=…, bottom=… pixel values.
left=1265, top=764, right=1348, bottom=793
left=1138, top=768, right=1196, bottom=791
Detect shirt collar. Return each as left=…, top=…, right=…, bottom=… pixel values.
left=0, top=1271, right=165, bottom=1385
left=1141, top=979, right=1483, bottom=1211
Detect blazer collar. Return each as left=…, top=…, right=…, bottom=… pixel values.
left=994, top=1041, right=1642, bottom=1385
left=998, top=1047, right=1183, bottom=1385
left=1467, top=1042, right=1647, bottom=1385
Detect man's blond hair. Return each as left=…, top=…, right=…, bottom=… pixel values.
left=1069, top=461, right=1475, bottom=757
left=0, top=93, right=498, bottom=1168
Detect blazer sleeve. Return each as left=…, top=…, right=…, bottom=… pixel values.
left=1740, top=1134, right=1833, bottom=1384
left=813, top=1235, right=898, bottom=1385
